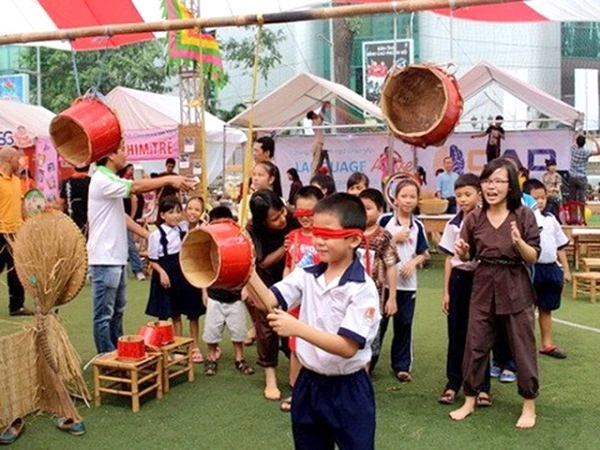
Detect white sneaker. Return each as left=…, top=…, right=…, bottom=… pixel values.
left=135, top=272, right=146, bottom=281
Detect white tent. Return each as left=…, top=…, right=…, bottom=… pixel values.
left=105, top=87, right=246, bottom=183
left=227, top=72, right=383, bottom=128
left=458, top=61, right=584, bottom=127
left=0, top=99, right=55, bottom=138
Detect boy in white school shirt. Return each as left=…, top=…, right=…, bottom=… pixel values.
left=248, top=193, right=381, bottom=450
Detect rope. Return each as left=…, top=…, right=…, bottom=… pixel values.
left=95, top=44, right=111, bottom=90
left=239, top=20, right=264, bottom=228
left=70, top=46, right=82, bottom=97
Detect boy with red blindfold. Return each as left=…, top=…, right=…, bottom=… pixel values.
left=280, top=185, right=324, bottom=413
left=248, top=193, right=381, bottom=450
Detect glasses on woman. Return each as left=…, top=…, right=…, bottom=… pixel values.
left=481, top=179, right=509, bottom=187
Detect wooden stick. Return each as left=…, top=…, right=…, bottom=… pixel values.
left=0, top=0, right=523, bottom=46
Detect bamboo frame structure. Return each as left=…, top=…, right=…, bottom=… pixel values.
left=0, top=0, right=522, bottom=46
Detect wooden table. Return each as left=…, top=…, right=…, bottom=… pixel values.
left=570, top=228, right=600, bottom=270
left=150, top=336, right=195, bottom=393
left=92, top=351, right=162, bottom=413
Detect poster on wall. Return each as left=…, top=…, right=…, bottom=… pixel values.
left=362, top=39, right=413, bottom=105
left=35, top=137, right=59, bottom=203
left=275, top=129, right=574, bottom=197
left=0, top=74, right=29, bottom=103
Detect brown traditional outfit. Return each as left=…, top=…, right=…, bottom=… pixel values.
left=460, top=206, right=540, bottom=399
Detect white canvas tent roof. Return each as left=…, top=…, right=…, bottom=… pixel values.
left=0, top=99, right=55, bottom=138
left=227, top=72, right=382, bottom=128
left=458, top=61, right=584, bottom=127
left=105, top=87, right=246, bottom=144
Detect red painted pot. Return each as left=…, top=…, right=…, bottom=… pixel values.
left=381, top=64, right=464, bottom=148
left=151, top=320, right=174, bottom=345
left=138, top=325, right=163, bottom=348
left=117, top=335, right=145, bottom=360
left=49, top=96, right=122, bottom=167
left=180, top=219, right=254, bottom=290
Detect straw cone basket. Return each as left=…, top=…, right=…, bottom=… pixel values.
left=4, top=210, right=90, bottom=424
left=11, top=211, right=87, bottom=310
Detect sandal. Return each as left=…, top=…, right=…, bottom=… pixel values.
left=234, top=359, right=255, bottom=376
left=56, top=417, right=86, bottom=436
left=264, top=387, right=281, bottom=401
left=438, top=389, right=456, bottom=405
left=280, top=396, right=293, bottom=413
left=476, top=392, right=493, bottom=407
left=539, top=345, right=567, bottom=359
left=0, top=418, right=25, bottom=445
left=395, top=371, right=412, bottom=383
left=192, top=348, right=204, bottom=364
left=204, top=360, right=218, bottom=376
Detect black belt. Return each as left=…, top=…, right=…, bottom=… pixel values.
left=478, top=258, right=523, bottom=266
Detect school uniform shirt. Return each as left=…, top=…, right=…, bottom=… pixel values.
left=271, top=257, right=381, bottom=375
left=382, top=214, right=429, bottom=291
left=87, top=166, right=132, bottom=265
left=147, top=224, right=185, bottom=261
left=438, top=211, right=478, bottom=271
left=538, top=212, right=569, bottom=264
left=522, top=193, right=544, bottom=229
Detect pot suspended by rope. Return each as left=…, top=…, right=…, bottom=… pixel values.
left=381, top=64, right=463, bottom=148
left=49, top=93, right=122, bottom=167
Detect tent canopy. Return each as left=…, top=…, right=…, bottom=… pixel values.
left=458, top=61, right=584, bottom=127
left=227, top=72, right=382, bottom=129
left=105, top=86, right=246, bottom=144
left=0, top=99, right=55, bottom=138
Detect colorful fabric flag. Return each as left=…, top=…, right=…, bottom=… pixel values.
left=162, top=0, right=225, bottom=82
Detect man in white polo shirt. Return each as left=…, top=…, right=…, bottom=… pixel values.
left=88, top=145, right=195, bottom=354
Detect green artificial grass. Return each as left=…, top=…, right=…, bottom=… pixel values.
left=1, top=254, right=600, bottom=449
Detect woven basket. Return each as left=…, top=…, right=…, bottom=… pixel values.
left=419, top=198, right=449, bottom=215
left=381, top=64, right=463, bottom=148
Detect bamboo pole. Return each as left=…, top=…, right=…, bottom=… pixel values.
left=0, top=0, right=523, bottom=46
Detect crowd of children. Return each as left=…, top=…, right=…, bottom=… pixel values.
left=140, top=155, right=571, bottom=448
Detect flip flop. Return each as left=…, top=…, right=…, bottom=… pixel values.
left=476, top=393, right=493, bottom=407
left=264, top=387, right=281, bottom=401
left=539, top=345, right=567, bottom=359
left=438, top=389, right=456, bottom=405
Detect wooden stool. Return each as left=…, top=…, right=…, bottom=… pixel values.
left=572, top=272, right=600, bottom=303
left=581, top=258, right=600, bottom=272
left=92, top=351, right=162, bottom=413
left=152, top=336, right=195, bottom=393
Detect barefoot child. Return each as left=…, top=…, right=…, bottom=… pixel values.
left=523, top=179, right=571, bottom=359
left=380, top=179, right=430, bottom=382
left=280, top=186, right=324, bottom=412
left=202, top=206, right=255, bottom=376
left=437, top=174, right=492, bottom=406
left=451, top=159, right=540, bottom=429
left=358, top=188, right=399, bottom=374
left=146, top=196, right=206, bottom=362
left=248, top=193, right=381, bottom=449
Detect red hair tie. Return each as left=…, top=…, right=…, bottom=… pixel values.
left=294, top=209, right=314, bottom=218
left=311, top=226, right=371, bottom=275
